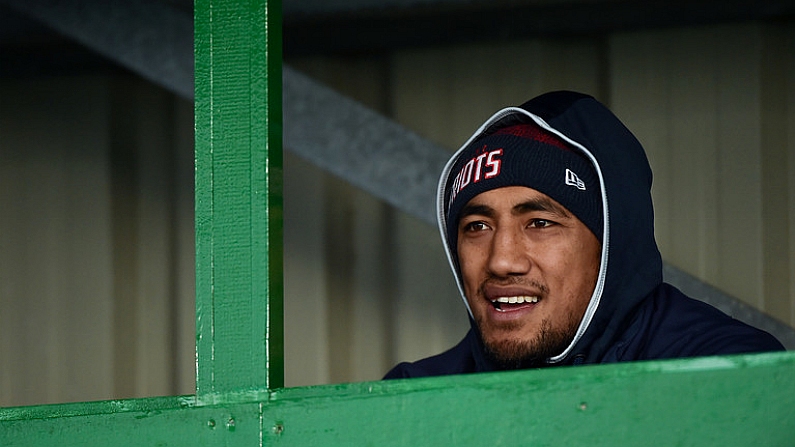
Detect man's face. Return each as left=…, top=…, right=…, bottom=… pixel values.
left=456, top=186, right=601, bottom=367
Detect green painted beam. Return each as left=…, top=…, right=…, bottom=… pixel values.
left=1, top=396, right=262, bottom=447
left=194, top=0, right=284, bottom=397
left=2, top=352, right=794, bottom=446
left=263, top=351, right=795, bottom=446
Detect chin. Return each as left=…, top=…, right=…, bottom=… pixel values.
left=481, top=319, right=575, bottom=370
left=483, top=338, right=545, bottom=369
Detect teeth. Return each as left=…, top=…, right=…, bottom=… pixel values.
left=493, top=296, right=539, bottom=304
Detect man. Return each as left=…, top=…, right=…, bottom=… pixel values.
left=384, top=91, right=784, bottom=379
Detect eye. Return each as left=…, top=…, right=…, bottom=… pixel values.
left=528, top=219, right=555, bottom=229
left=462, top=221, right=490, bottom=232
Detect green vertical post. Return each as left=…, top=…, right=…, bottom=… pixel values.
left=194, top=0, right=284, bottom=398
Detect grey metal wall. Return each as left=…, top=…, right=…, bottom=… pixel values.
left=0, top=76, right=196, bottom=405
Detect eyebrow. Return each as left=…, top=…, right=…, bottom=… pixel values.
left=459, top=203, right=495, bottom=221
left=459, top=196, right=571, bottom=221
left=513, top=196, right=571, bottom=217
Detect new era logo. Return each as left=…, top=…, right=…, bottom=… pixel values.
left=565, top=169, right=586, bottom=190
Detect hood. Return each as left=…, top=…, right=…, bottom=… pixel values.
left=436, top=91, right=663, bottom=364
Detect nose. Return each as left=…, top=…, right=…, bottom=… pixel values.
left=487, top=226, right=532, bottom=277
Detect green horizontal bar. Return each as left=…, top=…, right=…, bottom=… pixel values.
left=264, top=351, right=795, bottom=446
left=1, top=398, right=261, bottom=447
left=3, top=351, right=794, bottom=446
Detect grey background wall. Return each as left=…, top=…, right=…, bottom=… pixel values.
left=1, top=17, right=793, bottom=406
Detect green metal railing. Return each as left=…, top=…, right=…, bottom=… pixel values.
left=1, top=1, right=794, bottom=445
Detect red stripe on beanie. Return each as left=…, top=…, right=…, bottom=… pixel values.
left=492, top=123, right=572, bottom=152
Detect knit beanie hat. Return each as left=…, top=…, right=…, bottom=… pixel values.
left=442, top=122, right=603, bottom=253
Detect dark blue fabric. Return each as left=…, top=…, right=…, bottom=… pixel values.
left=384, top=91, right=784, bottom=380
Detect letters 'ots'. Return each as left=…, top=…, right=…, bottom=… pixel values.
left=449, top=147, right=503, bottom=205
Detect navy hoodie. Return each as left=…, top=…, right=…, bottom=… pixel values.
left=385, top=91, right=784, bottom=379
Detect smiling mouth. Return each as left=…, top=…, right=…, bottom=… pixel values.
left=490, top=296, right=539, bottom=312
